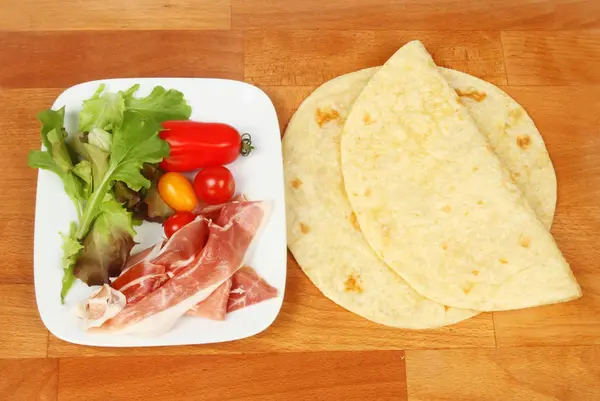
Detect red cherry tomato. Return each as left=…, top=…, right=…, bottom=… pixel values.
left=164, top=211, right=196, bottom=238
left=193, top=166, right=235, bottom=205
left=159, top=121, right=254, bottom=172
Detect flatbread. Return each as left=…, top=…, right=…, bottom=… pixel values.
left=284, top=69, right=478, bottom=328
left=340, top=41, right=581, bottom=311
left=439, top=68, right=556, bottom=229
left=285, top=63, right=559, bottom=325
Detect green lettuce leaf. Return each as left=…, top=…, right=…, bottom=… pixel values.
left=75, top=111, right=169, bottom=238
left=73, top=199, right=135, bottom=286
left=79, top=84, right=125, bottom=132
left=60, top=222, right=84, bottom=303
left=121, top=84, right=192, bottom=123
left=72, top=160, right=93, bottom=198
left=70, top=132, right=109, bottom=192
left=109, top=111, right=170, bottom=191
left=88, top=128, right=112, bottom=151
left=27, top=108, right=86, bottom=217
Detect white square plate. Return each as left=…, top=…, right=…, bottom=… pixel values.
left=33, top=78, right=286, bottom=347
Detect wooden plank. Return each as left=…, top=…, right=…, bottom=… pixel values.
left=232, top=0, right=600, bottom=30
left=0, top=359, right=58, bottom=401
left=0, top=0, right=230, bottom=31
left=244, top=31, right=506, bottom=86
left=0, top=89, right=63, bottom=284
left=494, top=274, right=600, bottom=347
left=0, top=31, right=244, bottom=89
left=58, top=351, right=407, bottom=401
left=502, top=31, right=600, bottom=85
left=0, top=285, right=48, bottom=358
left=48, top=255, right=495, bottom=357
left=406, top=346, right=600, bottom=401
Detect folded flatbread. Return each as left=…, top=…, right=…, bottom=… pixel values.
left=340, top=41, right=581, bottom=311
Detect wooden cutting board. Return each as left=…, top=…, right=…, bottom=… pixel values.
left=1, top=1, right=599, bottom=400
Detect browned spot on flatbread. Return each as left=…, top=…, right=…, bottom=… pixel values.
left=441, top=242, right=448, bottom=251
left=456, top=88, right=487, bottom=102
left=349, top=212, right=361, bottom=231
left=510, top=171, right=521, bottom=184
left=472, top=166, right=479, bottom=172
left=477, top=200, right=484, bottom=205
left=463, top=283, right=473, bottom=294
left=333, top=135, right=341, bottom=144
left=508, top=107, right=524, bottom=121
left=299, top=222, right=311, bottom=234
left=315, top=107, right=340, bottom=127
left=364, top=187, right=372, bottom=197
left=291, top=178, right=303, bottom=189
left=363, top=112, right=374, bottom=125
left=516, top=135, right=531, bottom=149
left=499, top=258, right=508, bottom=264
left=486, top=144, right=494, bottom=152
left=344, top=274, right=363, bottom=293
left=441, top=205, right=452, bottom=213
left=472, top=270, right=479, bottom=276
left=443, top=305, right=450, bottom=312
left=520, top=236, right=531, bottom=248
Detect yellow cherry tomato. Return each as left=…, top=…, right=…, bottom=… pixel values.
left=158, top=172, right=198, bottom=212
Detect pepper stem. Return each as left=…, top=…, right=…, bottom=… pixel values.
left=240, top=133, right=254, bottom=156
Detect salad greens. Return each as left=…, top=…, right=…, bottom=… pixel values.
left=27, top=84, right=192, bottom=302
left=114, top=164, right=174, bottom=224
left=28, top=108, right=88, bottom=218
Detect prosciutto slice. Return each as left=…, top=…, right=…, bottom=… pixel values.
left=186, top=266, right=278, bottom=320
left=98, top=201, right=269, bottom=336
left=152, top=217, right=209, bottom=272
left=227, top=266, right=278, bottom=312
left=111, top=260, right=167, bottom=305
left=75, top=284, right=126, bottom=329
left=185, top=280, right=232, bottom=320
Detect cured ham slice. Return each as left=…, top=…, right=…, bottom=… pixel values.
left=111, top=260, right=167, bottom=305
left=186, top=266, right=278, bottom=320
left=75, top=284, right=126, bottom=329
left=227, top=266, right=278, bottom=312
left=193, top=194, right=248, bottom=221
left=98, top=201, right=269, bottom=336
left=184, top=195, right=250, bottom=319
left=123, top=243, right=159, bottom=270
left=185, top=280, right=232, bottom=320
left=110, top=215, right=210, bottom=306
left=152, top=217, right=210, bottom=272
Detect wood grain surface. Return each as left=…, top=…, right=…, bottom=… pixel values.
left=1, top=0, right=599, bottom=400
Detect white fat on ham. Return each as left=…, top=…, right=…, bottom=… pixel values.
left=74, top=284, right=126, bottom=329
left=97, top=201, right=270, bottom=337
left=186, top=279, right=232, bottom=320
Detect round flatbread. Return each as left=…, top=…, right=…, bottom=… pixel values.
left=284, top=68, right=478, bottom=328
left=340, top=41, right=580, bottom=311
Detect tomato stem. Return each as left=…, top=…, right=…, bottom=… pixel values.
left=240, top=133, right=254, bottom=156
